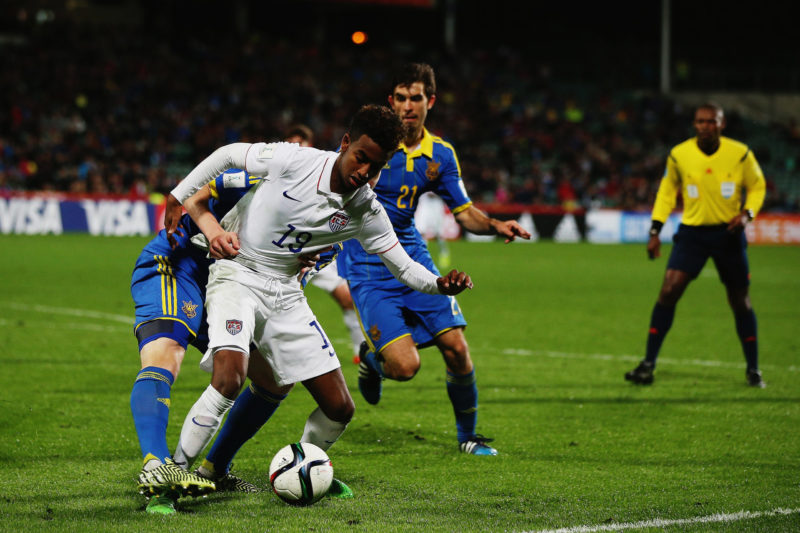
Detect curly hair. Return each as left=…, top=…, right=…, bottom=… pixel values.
left=349, top=104, right=403, bottom=154
left=390, top=62, right=436, bottom=98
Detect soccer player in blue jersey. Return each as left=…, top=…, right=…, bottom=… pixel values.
left=624, top=103, right=767, bottom=387
left=130, top=169, right=262, bottom=513
left=340, top=63, right=531, bottom=455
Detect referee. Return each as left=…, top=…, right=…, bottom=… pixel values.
left=625, top=103, right=767, bottom=387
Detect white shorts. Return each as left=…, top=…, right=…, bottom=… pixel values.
left=309, top=258, right=346, bottom=293
left=200, top=260, right=341, bottom=386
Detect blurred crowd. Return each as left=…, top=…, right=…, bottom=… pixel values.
left=1, top=28, right=798, bottom=212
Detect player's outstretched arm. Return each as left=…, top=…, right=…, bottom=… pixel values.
left=378, top=242, right=473, bottom=295
left=455, top=206, right=531, bottom=243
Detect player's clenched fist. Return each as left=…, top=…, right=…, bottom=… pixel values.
left=436, top=269, right=473, bottom=295
left=208, top=231, right=240, bottom=259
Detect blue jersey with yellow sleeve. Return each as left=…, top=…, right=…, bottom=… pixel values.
left=340, top=128, right=472, bottom=282
left=130, top=169, right=260, bottom=351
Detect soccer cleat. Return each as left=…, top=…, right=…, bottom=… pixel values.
left=327, top=478, right=354, bottom=499
left=746, top=368, right=766, bottom=388
left=202, top=471, right=260, bottom=493
left=138, top=458, right=216, bottom=498
left=459, top=434, right=498, bottom=456
left=357, top=342, right=382, bottom=405
left=624, top=361, right=655, bottom=385
left=145, top=494, right=177, bottom=515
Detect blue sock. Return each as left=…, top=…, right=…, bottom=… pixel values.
left=446, top=370, right=477, bottom=443
left=645, top=302, right=675, bottom=365
left=130, top=366, right=174, bottom=465
left=363, top=347, right=385, bottom=377
left=735, top=309, right=759, bottom=370
left=204, top=383, right=286, bottom=475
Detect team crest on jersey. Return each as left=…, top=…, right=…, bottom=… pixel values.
left=226, top=319, right=243, bottom=336
left=329, top=211, right=351, bottom=232
left=426, top=161, right=441, bottom=180
left=369, top=324, right=381, bottom=342
left=182, top=300, right=199, bottom=319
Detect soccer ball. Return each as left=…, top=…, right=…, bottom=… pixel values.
left=268, top=442, right=333, bottom=505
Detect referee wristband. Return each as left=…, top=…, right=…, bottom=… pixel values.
left=649, top=221, right=663, bottom=237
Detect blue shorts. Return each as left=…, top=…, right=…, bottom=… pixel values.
left=130, top=240, right=211, bottom=353
left=667, top=224, right=750, bottom=287
left=350, top=277, right=467, bottom=353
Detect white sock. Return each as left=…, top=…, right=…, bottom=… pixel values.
left=173, top=385, right=234, bottom=469
left=300, top=407, right=348, bottom=452
left=342, top=309, right=363, bottom=356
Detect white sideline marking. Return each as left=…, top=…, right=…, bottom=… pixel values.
left=0, top=318, right=128, bottom=333
left=503, top=348, right=800, bottom=373
left=529, top=507, right=800, bottom=533
left=4, top=302, right=132, bottom=324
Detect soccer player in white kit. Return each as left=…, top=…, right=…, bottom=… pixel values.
left=285, top=124, right=364, bottom=364
left=163, top=105, right=473, bottom=495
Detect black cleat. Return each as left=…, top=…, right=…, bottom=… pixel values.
left=625, top=361, right=655, bottom=385
left=746, top=368, right=766, bottom=388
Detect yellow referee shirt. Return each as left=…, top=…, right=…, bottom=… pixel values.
left=651, top=136, right=766, bottom=226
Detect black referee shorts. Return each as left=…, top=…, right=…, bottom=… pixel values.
left=666, top=224, right=750, bottom=287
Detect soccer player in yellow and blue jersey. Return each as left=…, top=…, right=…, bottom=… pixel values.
left=625, top=103, right=766, bottom=387
left=129, top=169, right=263, bottom=513
left=339, top=63, right=530, bottom=455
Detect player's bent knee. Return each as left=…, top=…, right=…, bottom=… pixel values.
left=321, top=396, right=355, bottom=424
left=211, top=349, right=248, bottom=397
left=392, top=363, right=420, bottom=381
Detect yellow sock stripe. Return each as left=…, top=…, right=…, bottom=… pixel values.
left=136, top=371, right=173, bottom=386
left=142, top=453, right=161, bottom=467
left=200, top=459, right=216, bottom=476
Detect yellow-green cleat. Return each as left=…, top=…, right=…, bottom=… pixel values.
left=196, top=468, right=260, bottom=493
left=328, top=478, right=354, bottom=499
left=145, top=494, right=177, bottom=515
left=138, top=458, right=216, bottom=498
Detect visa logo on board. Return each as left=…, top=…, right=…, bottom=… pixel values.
left=0, top=197, right=63, bottom=234
left=81, top=200, right=151, bottom=236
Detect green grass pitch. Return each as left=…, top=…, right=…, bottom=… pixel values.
left=0, top=234, right=797, bottom=532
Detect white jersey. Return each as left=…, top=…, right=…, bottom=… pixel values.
left=173, top=142, right=441, bottom=294
left=228, top=142, right=397, bottom=277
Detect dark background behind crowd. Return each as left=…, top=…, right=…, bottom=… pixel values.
left=1, top=0, right=798, bottom=213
